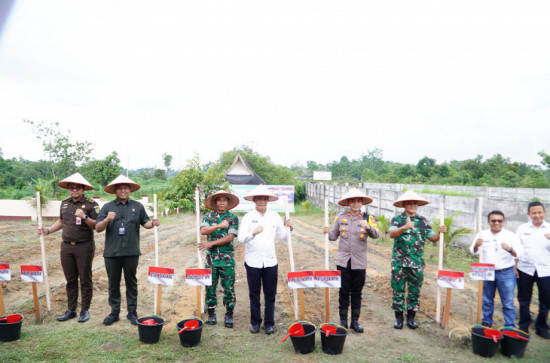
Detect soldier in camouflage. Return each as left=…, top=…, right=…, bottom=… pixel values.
left=199, top=190, right=240, bottom=328
left=389, top=190, right=446, bottom=330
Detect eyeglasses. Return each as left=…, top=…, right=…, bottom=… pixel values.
left=489, top=219, right=504, bottom=223
left=68, top=185, right=83, bottom=190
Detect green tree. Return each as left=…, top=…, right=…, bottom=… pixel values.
left=416, top=156, right=436, bottom=178
left=539, top=151, right=550, bottom=169
left=24, top=120, right=93, bottom=181
left=432, top=211, right=474, bottom=260
left=162, top=153, right=173, bottom=172
left=80, top=151, right=122, bottom=186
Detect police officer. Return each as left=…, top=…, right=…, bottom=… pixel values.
left=38, top=172, right=99, bottom=323
left=389, top=190, right=446, bottom=329
left=198, top=190, right=239, bottom=328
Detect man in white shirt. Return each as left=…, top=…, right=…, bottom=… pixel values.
left=470, top=210, right=522, bottom=328
left=516, top=201, right=550, bottom=339
left=238, top=185, right=293, bottom=335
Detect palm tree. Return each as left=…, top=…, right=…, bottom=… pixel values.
left=432, top=211, right=474, bottom=260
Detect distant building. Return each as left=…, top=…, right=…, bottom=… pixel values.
left=224, top=152, right=266, bottom=185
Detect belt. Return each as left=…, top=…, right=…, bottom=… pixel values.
left=64, top=241, right=90, bottom=245
left=495, top=266, right=513, bottom=273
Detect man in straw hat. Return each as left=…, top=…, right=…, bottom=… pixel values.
left=38, top=172, right=99, bottom=323
left=95, top=175, right=160, bottom=326
left=238, top=185, right=293, bottom=335
left=389, top=190, right=446, bottom=329
left=198, top=190, right=240, bottom=328
left=323, top=188, right=380, bottom=332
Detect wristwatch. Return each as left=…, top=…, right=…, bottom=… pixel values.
left=83, top=215, right=88, bottom=221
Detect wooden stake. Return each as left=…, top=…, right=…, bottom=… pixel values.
left=436, top=201, right=444, bottom=326
left=443, top=288, right=452, bottom=329
left=299, top=289, right=305, bottom=320
left=476, top=197, right=484, bottom=325
left=36, top=191, right=51, bottom=312
left=153, top=194, right=160, bottom=314
left=284, top=198, right=299, bottom=320
left=155, top=285, right=162, bottom=316
left=0, top=283, right=5, bottom=316
left=32, top=282, right=40, bottom=323
left=324, top=198, right=330, bottom=323
left=195, top=188, right=204, bottom=317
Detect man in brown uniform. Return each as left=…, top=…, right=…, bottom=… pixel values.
left=38, top=172, right=99, bottom=323
left=323, top=188, right=380, bottom=332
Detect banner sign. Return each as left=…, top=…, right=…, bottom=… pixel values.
left=0, top=263, right=10, bottom=281
left=20, top=265, right=43, bottom=283
left=147, top=266, right=175, bottom=286
left=185, top=268, right=212, bottom=286
left=313, top=171, right=332, bottom=181
left=437, top=270, right=465, bottom=289
left=469, top=263, right=495, bottom=281
left=287, top=271, right=314, bottom=289
left=314, top=270, right=341, bottom=288
left=230, top=185, right=295, bottom=213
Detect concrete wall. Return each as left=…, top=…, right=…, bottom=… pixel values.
left=306, top=182, right=543, bottom=245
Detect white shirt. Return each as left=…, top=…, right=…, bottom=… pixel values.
left=238, top=208, right=289, bottom=268
left=469, top=229, right=522, bottom=270
left=516, top=220, right=550, bottom=277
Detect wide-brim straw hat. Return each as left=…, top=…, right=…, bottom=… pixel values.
left=104, top=175, right=141, bottom=194
left=393, top=190, right=429, bottom=208
left=243, top=185, right=278, bottom=202
left=338, top=188, right=373, bottom=206
left=57, top=172, right=94, bottom=191
left=205, top=190, right=240, bottom=211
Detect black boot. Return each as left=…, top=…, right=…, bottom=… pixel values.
left=339, top=308, right=348, bottom=329
left=406, top=310, right=418, bottom=329
left=350, top=309, right=364, bottom=333
left=394, top=311, right=404, bottom=329
left=224, top=308, right=233, bottom=328
left=206, top=307, right=217, bottom=325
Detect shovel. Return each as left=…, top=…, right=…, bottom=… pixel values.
left=280, top=323, right=304, bottom=343
left=178, top=320, right=199, bottom=334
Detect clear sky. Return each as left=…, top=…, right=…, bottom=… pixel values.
left=1, top=0, right=549, bottom=170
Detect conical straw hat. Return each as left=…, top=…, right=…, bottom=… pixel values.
left=243, top=185, right=278, bottom=202
left=338, top=188, right=373, bottom=206
left=205, top=190, right=240, bottom=211
left=57, top=172, right=94, bottom=191
left=393, top=190, right=429, bottom=208
left=104, top=175, right=141, bottom=194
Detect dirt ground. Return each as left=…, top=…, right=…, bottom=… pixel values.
left=1, top=214, right=549, bottom=362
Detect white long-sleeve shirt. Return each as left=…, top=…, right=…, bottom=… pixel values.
left=469, top=229, right=522, bottom=270
left=516, top=220, right=550, bottom=277
left=238, top=209, right=289, bottom=268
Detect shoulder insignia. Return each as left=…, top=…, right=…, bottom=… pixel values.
left=94, top=206, right=100, bottom=213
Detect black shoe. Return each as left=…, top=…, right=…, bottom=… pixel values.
left=394, top=311, right=404, bottom=329
left=481, top=322, right=492, bottom=328
left=265, top=325, right=274, bottom=335
left=224, top=312, right=233, bottom=328
left=250, top=325, right=260, bottom=334
left=351, top=309, right=364, bottom=333
left=406, top=311, right=418, bottom=329
left=103, top=313, right=119, bottom=325
left=339, top=308, right=348, bottom=329
left=78, top=310, right=90, bottom=323
left=57, top=310, right=77, bottom=322
left=127, top=312, right=138, bottom=325
left=536, top=330, right=550, bottom=339
left=206, top=308, right=217, bottom=325
left=339, top=319, right=348, bottom=329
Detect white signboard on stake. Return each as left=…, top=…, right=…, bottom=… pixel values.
left=287, top=271, right=314, bottom=289
left=21, top=265, right=43, bottom=283
left=185, top=268, right=212, bottom=286
left=314, top=270, right=341, bottom=288
left=147, top=266, right=175, bottom=286
left=470, top=263, right=495, bottom=281
left=437, top=270, right=465, bottom=289
left=0, top=263, right=10, bottom=281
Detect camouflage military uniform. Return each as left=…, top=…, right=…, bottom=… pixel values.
left=201, top=211, right=239, bottom=309
left=389, top=212, right=436, bottom=312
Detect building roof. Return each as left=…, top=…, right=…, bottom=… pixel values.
left=224, top=152, right=266, bottom=185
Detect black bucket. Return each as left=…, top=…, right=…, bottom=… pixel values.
left=319, top=323, right=348, bottom=355
left=470, top=325, right=502, bottom=358
left=176, top=318, right=203, bottom=348
left=289, top=322, right=316, bottom=354
left=137, top=316, right=165, bottom=344
left=499, top=327, right=529, bottom=358
left=0, top=314, right=24, bottom=342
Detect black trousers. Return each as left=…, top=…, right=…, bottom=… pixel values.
left=337, top=259, right=366, bottom=311
left=245, top=262, right=278, bottom=327
left=517, top=269, right=550, bottom=333
left=60, top=240, right=95, bottom=311
left=104, top=256, right=140, bottom=314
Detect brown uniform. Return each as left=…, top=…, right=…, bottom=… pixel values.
left=59, top=196, right=99, bottom=311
